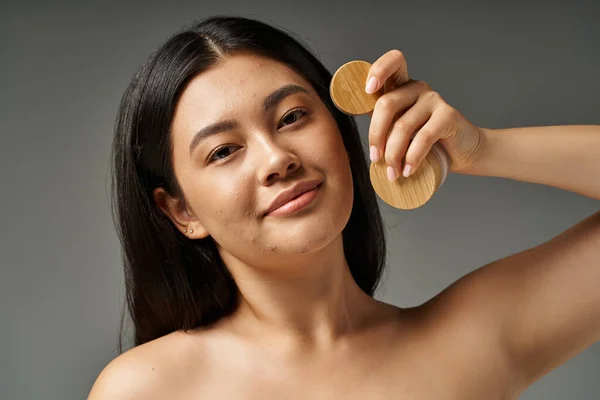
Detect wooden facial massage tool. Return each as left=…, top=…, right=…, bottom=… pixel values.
left=330, top=60, right=450, bottom=210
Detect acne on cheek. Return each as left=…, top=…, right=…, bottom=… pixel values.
left=213, top=209, right=233, bottom=228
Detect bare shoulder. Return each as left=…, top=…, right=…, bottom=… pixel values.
left=88, top=329, right=211, bottom=399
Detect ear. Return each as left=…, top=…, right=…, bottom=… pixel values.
left=153, top=187, right=210, bottom=239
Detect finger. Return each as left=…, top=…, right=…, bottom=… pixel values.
left=383, top=98, right=433, bottom=177
left=365, top=49, right=409, bottom=95
left=403, top=109, right=447, bottom=177
left=368, top=80, right=428, bottom=162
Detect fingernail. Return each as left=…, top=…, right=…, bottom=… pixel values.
left=369, top=146, right=380, bottom=162
left=403, top=164, right=412, bottom=177
left=387, top=166, right=397, bottom=181
left=365, top=76, right=378, bottom=94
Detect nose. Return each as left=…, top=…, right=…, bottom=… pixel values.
left=256, top=137, right=301, bottom=185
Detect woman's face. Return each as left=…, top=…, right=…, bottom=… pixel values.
left=157, top=52, right=354, bottom=268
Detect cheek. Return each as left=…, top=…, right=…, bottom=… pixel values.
left=188, top=175, right=255, bottom=227
left=313, top=120, right=354, bottom=201
left=321, top=122, right=352, bottom=177
left=329, top=133, right=354, bottom=201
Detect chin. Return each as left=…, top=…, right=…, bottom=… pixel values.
left=266, top=206, right=351, bottom=255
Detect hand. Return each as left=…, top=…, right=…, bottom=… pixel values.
left=366, top=49, right=485, bottom=180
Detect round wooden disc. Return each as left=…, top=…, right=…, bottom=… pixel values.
left=330, top=60, right=383, bottom=115
left=369, top=151, right=443, bottom=210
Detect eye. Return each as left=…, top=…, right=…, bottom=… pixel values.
left=278, top=108, right=308, bottom=129
left=208, top=145, right=239, bottom=163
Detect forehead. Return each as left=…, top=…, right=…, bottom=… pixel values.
left=175, top=53, right=312, bottom=117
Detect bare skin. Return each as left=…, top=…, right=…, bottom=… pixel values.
left=89, top=299, right=515, bottom=399
left=89, top=50, right=600, bottom=399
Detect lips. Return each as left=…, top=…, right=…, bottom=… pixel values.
left=264, top=179, right=322, bottom=216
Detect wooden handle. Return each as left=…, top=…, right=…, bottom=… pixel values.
left=330, top=60, right=450, bottom=209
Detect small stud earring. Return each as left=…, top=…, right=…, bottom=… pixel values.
left=183, top=229, right=187, bottom=233
left=189, top=229, right=194, bottom=234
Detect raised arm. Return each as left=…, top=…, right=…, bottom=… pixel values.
left=459, top=125, right=600, bottom=200
left=362, top=50, right=599, bottom=395
left=447, top=125, right=600, bottom=394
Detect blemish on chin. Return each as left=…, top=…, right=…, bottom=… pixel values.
left=265, top=244, right=278, bottom=252
left=298, top=246, right=309, bottom=254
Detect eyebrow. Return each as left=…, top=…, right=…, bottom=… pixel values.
left=188, top=84, right=310, bottom=156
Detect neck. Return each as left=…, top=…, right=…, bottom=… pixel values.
left=218, top=234, right=382, bottom=349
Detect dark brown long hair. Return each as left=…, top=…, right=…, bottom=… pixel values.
left=111, top=15, right=387, bottom=352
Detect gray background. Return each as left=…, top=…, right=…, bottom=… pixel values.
left=1, top=0, right=598, bottom=399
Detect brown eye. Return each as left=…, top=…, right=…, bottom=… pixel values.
left=209, top=145, right=238, bottom=162
left=279, top=108, right=308, bottom=128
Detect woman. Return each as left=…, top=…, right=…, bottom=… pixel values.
left=89, top=15, right=600, bottom=399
